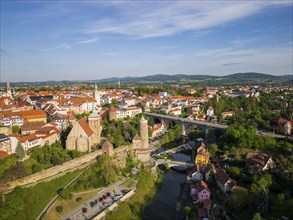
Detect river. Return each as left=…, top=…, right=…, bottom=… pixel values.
left=142, top=152, right=191, bottom=220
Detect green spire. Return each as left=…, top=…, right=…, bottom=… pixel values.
left=90, top=102, right=99, bottom=117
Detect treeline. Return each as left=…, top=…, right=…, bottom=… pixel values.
left=219, top=124, right=292, bottom=153
left=0, top=143, right=85, bottom=183
left=204, top=92, right=292, bottom=131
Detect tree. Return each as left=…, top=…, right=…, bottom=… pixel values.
left=255, top=189, right=268, bottom=216
left=110, top=98, right=119, bottom=107
left=252, top=212, right=262, bottom=220
left=76, top=197, right=82, bottom=202
left=96, top=155, right=120, bottom=184
left=32, top=163, right=42, bottom=173
left=15, top=143, right=25, bottom=161
left=183, top=206, right=191, bottom=220
left=228, top=166, right=240, bottom=179
left=276, top=193, right=285, bottom=204
left=4, top=162, right=27, bottom=180
left=209, top=143, right=218, bottom=157
left=12, top=126, right=21, bottom=134
left=250, top=174, right=272, bottom=193
left=56, top=206, right=63, bottom=213
left=207, top=128, right=216, bottom=143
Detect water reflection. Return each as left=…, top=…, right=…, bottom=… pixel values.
left=142, top=153, right=191, bottom=220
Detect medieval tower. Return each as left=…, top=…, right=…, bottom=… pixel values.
left=140, top=116, right=149, bottom=149
left=88, top=105, right=101, bottom=145
left=132, top=116, right=150, bottom=162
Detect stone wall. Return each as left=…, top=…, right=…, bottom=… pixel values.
left=0, top=149, right=102, bottom=193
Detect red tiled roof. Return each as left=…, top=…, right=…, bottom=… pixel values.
left=0, top=151, right=9, bottom=160
left=78, top=118, right=93, bottom=137
left=133, top=134, right=141, bottom=141
left=102, top=140, right=113, bottom=148
left=109, top=107, right=117, bottom=112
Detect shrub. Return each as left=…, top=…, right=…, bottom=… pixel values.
left=76, top=197, right=82, bottom=202
left=56, top=206, right=63, bottom=213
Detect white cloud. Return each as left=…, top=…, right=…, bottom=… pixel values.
left=77, top=38, right=99, bottom=44
left=85, top=1, right=291, bottom=38
left=56, top=43, right=71, bottom=50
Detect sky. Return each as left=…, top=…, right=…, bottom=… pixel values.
left=0, top=1, right=292, bottom=82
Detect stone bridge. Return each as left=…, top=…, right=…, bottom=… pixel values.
left=145, top=112, right=227, bottom=138
left=156, top=144, right=193, bottom=155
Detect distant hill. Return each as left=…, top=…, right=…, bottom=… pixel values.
left=99, top=72, right=290, bottom=83
left=1, top=72, right=291, bottom=86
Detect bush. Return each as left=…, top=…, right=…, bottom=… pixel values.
left=58, top=188, right=73, bottom=200
left=56, top=206, right=63, bottom=213
left=76, top=197, right=82, bottom=202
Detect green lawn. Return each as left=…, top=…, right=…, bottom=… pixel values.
left=0, top=169, right=82, bottom=220
left=43, top=188, right=103, bottom=220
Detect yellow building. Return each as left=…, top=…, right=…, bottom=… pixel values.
left=195, top=151, right=210, bottom=165
left=21, top=110, right=47, bottom=123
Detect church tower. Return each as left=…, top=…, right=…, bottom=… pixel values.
left=88, top=104, right=101, bottom=145
left=140, top=116, right=149, bottom=149
left=5, top=82, right=12, bottom=97
left=93, top=83, right=101, bottom=107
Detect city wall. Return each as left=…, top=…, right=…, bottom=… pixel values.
left=0, top=149, right=102, bottom=193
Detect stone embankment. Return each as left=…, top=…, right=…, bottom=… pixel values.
left=0, top=150, right=102, bottom=194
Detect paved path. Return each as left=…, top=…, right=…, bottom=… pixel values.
left=59, top=177, right=130, bottom=220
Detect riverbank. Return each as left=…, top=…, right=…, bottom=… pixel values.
left=106, top=166, right=163, bottom=220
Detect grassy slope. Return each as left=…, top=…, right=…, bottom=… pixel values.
left=0, top=170, right=81, bottom=220
left=44, top=188, right=103, bottom=220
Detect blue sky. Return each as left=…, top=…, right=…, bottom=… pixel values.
left=1, top=1, right=292, bottom=82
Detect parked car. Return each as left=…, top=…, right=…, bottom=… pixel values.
left=106, top=192, right=111, bottom=197
left=113, top=194, right=122, bottom=201
left=103, top=201, right=112, bottom=207
left=99, top=197, right=104, bottom=202
left=94, top=199, right=99, bottom=204
left=90, top=202, right=96, bottom=207
left=121, top=189, right=128, bottom=195
left=82, top=208, right=87, bottom=213
left=103, top=195, right=107, bottom=200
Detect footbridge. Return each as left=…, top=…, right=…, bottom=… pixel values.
left=156, top=144, right=193, bottom=156
left=155, top=159, right=194, bottom=168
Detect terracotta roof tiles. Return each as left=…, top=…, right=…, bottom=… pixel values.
left=78, top=118, right=93, bottom=137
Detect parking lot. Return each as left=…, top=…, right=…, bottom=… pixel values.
left=59, top=178, right=130, bottom=220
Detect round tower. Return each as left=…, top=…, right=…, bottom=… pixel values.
left=109, top=107, right=117, bottom=121
left=140, top=116, right=149, bottom=148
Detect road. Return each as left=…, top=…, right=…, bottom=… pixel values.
left=59, top=177, right=130, bottom=220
